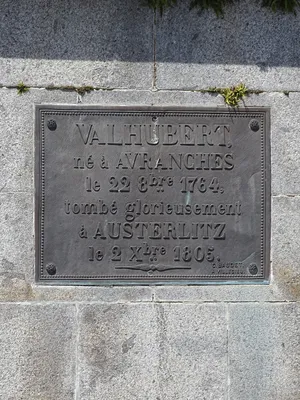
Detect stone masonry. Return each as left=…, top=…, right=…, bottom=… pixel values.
left=0, top=0, right=300, bottom=399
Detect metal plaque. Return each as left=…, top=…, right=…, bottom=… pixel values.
left=35, top=106, right=270, bottom=285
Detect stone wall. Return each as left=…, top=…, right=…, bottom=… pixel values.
left=1, top=0, right=300, bottom=399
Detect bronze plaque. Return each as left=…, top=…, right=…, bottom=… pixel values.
left=35, top=106, right=270, bottom=284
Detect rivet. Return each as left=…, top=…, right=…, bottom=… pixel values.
left=46, top=263, right=57, bottom=275
left=249, top=263, right=258, bottom=275
left=249, top=119, right=260, bottom=132
left=47, top=120, right=57, bottom=131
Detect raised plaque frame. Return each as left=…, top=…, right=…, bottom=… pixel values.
left=35, top=105, right=270, bottom=285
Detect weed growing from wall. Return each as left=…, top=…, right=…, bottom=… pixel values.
left=145, top=0, right=299, bottom=15
left=262, top=0, right=300, bottom=14
left=208, top=83, right=248, bottom=106
left=17, top=82, right=29, bottom=95
left=145, top=0, right=177, bottom=14
left=189, top=0, right=234, bottom=17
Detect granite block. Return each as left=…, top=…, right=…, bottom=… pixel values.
left=78, top=303, right=158, bottom=400
left=78, top=303, right=227, bottom=400
left=156, top=0, right=300, bottom=91
left=272, top=195, right=300, bottom=301
left=229, top=303, right=300, bottom=400
left=0, top=88, right=77, bottom=193
left=0, top=303, right=77, bottom=400
left=0, top=0, right=153, bottom=89
left=0, top=193, right=34, bottom=287
left=155, top=303, right=227, bottom=400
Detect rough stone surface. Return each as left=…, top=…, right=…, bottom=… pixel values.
left=2, top=0, right=300, bottom=91
left=229, top=303, right=300, bottom=400
left=30, top=286, right=154, bottom=303
left=0, top=193, right=34, bottom=285
left=78, top=304, right=158, bottom=400
left=272, top=196, right=300, bottom=301
left=154, top=284, right=285, bottom=303
left=0, top=89, right=77, bottom=193
left=0, top=303, right=77, bottom=400
left=155, top=303, right=227, bottom=400
left=77, top=303, right=227, bottom=400
left=156, top=0, right=300, bottom=91
left=0, top=0, right=153, bottom=89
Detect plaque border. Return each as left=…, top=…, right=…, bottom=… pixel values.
left=35, top=105, right=271, bottom=285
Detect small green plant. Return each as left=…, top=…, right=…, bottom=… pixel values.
left=75, top=86, right=94, bottom=96
left=189, top=0, right=234, bottom=17
left=208, top=83, right=248, bottom=106
left=221, top=83, right=248, bottom=106
left=146, top=0, right=177, bottom=14
left=262, top=0, right=299, bottom=14
left=145, top=0, right=299, bottom=15
left=17, top=81, right=29, bottom=95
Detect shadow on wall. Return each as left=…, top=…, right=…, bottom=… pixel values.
left=0, top=0, right=300, bottom=67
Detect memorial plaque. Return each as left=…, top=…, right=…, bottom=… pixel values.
left=35, top=106, right=270, bottom=284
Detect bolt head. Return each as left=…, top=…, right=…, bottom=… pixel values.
left=46, top=263, right=57, bottom=275
left=47, top=120, right=57, bottom=131
left=249, top=119, right=260, bottom=132
left=249, top=263, right=258, bottom=275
